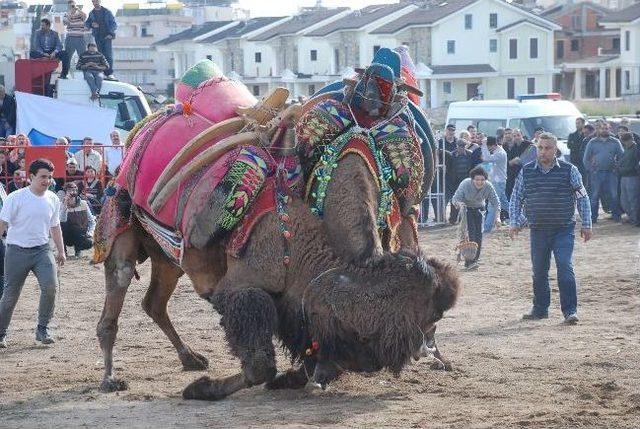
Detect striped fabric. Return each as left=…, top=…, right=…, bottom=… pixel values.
left=136, top=208, right=183, bottom=266
left=64, top=10, right=87, bottom=37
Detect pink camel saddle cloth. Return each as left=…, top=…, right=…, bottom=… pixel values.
left=116, top=76, right=257, bottom=227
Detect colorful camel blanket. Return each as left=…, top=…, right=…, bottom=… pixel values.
left=297, top=97, right=424, bottom=220
left=92, top=187, right=134, bottom=264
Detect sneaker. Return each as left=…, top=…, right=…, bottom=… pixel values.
left=105, top=74, right=117, bottom=81
left=59, top=75, right=68, bottom=80
left=564, top=313, right=579, bottom=325
left=522, top=311, right=548, bottom=320
left=0, top=335, right=7, bottom=348
left=35, top=326, right=55, bottom=344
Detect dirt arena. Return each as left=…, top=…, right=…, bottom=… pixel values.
left=0, top=219, right=638, bottom=428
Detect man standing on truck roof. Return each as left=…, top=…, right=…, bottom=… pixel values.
left=30, top=18, right=70, bottom=80
left=62, top=0, right=88, bottom=78
left=85, top=0, right=117, bottom=80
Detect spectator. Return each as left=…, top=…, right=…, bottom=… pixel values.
left=56, top=158, right=83, bottom=195
left=0, top=85, right=16, bottom=137
left=451, top=166, right=500, bottom=270
left=509, top=132, right=591, bottom=325
left=76, top=42, right=109, bottom=100
left=30, top=18, right=69, bottom=80
left=439, top=124, right=458, bottom=153
left=467, top=124, right=477, bottom=141
left=481, top=136, right=509, bottom=228
left=83, top=166, right=103, bottom=213
left=583, top=122, right=624, bottom=222
left=55, top=137, right=76, bottom=162
left=60, top=181, right=95, bottom=258
left=619, top=118, right=640, bottom=144
left=502, top=128, right=514, bottom=152
left=496, top=127, right=505, bottom=145
left=62, top=0, right=88, bottom=77
left=506, top=129, right=535, bottom=197
left=85, top=0, right=117, bottom=80
left=617, top=124, right=640, bottom=146
left=532, top=127, right=545, bottom=144
left=567, top=118, right=587, bottom=175
left=0, top=183, right=5, bottom=299
left=616, top=132, right=640, bottom=225
left=0, top=158, right=65, bottom=348
left=104, top=129, right=124, bottom=175
left=8, top=170, right=27, bottom=193
left=75, top=137, right=103, bottom=172
left=446, top=140, right=473, bottom=223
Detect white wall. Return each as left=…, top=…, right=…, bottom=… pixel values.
left=242, top=41, right=277, bottom=78
left=297, top=37, right=335, bottom=75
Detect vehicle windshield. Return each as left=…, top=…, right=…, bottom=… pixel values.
left=99, top=96, right=146, bottom=131
left=519, top=116, right=578, bottom=140
left=449, top=119, right=506, bottom=137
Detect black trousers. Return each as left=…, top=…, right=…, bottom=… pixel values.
left=466, top=208, right=483, bottom=264
left=0, top=239, right=4, bottom=299
left=29, top=50, right=69, bottom=77
left=61, top=223, right=93, bottom=253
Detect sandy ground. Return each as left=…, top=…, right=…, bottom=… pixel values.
left=0, top=218, right=638, bottom=429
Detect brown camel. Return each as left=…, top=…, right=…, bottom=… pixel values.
left=97, top=190, right=460, bottom=398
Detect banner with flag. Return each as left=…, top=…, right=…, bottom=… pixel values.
left=15, top=91, right=117, bottom=146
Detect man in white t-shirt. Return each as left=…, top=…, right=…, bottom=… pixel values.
left=0, top=159, right=66, bottom=348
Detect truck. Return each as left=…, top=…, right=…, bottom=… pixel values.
left=14, top=58, right=153, bottom=141
left=445, top=94, right=584, bottom=160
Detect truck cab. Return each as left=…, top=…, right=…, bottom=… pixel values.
left=56, top=76, right=151, bottom=138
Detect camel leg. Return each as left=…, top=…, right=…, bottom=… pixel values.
left=426, top=325, right=453, bottom=371
left=183, top=283, right=278, bottom=401
left=96, top=228, right=139, bottom=392
left=141, top=254, right=208, bottom=371
left=266, top=357, right=316, bottom=390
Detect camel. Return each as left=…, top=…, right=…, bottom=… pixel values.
left=98, top=189, right=460, bottom=399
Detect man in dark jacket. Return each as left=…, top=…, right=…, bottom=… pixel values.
left=446, top=140, right=473, bottom=223
left=617, top=132, right=640, bottom=225
left=85, top=0, right=117, bottom=79
left=0, top=85, right=16, bottom=137
left=567, top=117, right=586, bottom=174
left=30, top=18, right=69, bottom=79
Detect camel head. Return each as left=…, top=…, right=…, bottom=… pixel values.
left=302, top=251, right=460, bottom=377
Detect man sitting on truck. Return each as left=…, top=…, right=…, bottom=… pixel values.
left=30, top=18, right=69, bottom=80
left=76, top=42, right=109, bottom=101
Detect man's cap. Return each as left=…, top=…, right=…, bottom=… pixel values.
left=446, top=124, right=456, bottom=130
left=486, top=136, right=497, bottom=145
left=534, top=126, right=545, bottom=132
left=67, top=158, right=78, bottom=165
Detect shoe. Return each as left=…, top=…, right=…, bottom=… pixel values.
left=0, top=335, right=6, bottom=348
left=35, top=326, right=55, bottom=344
left=522, top=311, right=549, bottom=320
left=59, top=75, right=68, bottom=80
left=105, top=75, right=117, bottom=81
left=564, top=313, right=579, bottom=325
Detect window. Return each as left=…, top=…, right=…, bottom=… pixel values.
left=613, top=37, right=620, bottom=51
left=373, top=45, right=380, bottom=56
left=625, top=31, right=630, bottom=51
left=141, top=27, right=149, bottom=37
left=206, top=55, right=212, bottom=61
left=308, top=84, right=316, bottom=96
left=489, top=13, right=497, bottom=29
left=252, top=85, right=260, bottom=96
left=465, top=14, right=472, bottom=29
left=507, top=78, right=515, bottom=99
left=527, top=77, right=535, bottom=94
left=509, top=39, right=517, bottom=59
left=556, top=40, right=564, bottom=59
left=571, top=15, right=581, bottom=30
left=443, top=81, right=452, bottom=94
left=447, top=40, right=455, bottom=54
left=530, top=38, right=538, bottom=59
left=570, top=39, right=579, bottom=52
left=310, top=49, right=317, bottom=61
left=625, top=70, right=630, bottom=90
left=255, top=52, right=262, bottom=63
left=489, top=39, right=497, bottom=53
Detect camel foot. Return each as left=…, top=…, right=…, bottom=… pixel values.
left=265, top=367, right=308, bottom=390
left=100, top=377, right=129, bottom=392
left=183, top=374, right=247, bottom=401
left=430, top=359, right=453, bottom=371
left=180, top=349, right=209, bottom=371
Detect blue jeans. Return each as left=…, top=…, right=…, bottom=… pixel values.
left=589, top=170, right=621, bottom=221
left=484, top=181, right=507, bottom=232
left=96, top=37, right=113, bottom=76
left=530, top=225, right=578, bottom=317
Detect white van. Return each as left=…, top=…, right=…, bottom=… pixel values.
left=446, top=95, right=584, bottom=159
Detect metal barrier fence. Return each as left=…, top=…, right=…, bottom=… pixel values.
left=417, top=135, right=447, bottom=228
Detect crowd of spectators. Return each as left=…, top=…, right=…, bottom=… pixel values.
left=431, top=116, right=640, bottom=229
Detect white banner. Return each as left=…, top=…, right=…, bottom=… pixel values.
left=15, top=91, right=117, bottom=146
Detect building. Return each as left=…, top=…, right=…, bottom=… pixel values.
left=542, top=2, right=620, bottom=99
left=600, top=2, right=640, bottom=96
left=370, top=0, right=561, bottom=108
left=114, top=3, right=193, bottom=95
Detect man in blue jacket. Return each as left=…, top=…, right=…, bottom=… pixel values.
left=30, top=18, right=69, bottom=79
left=85, top=0, right=117, bottom=80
